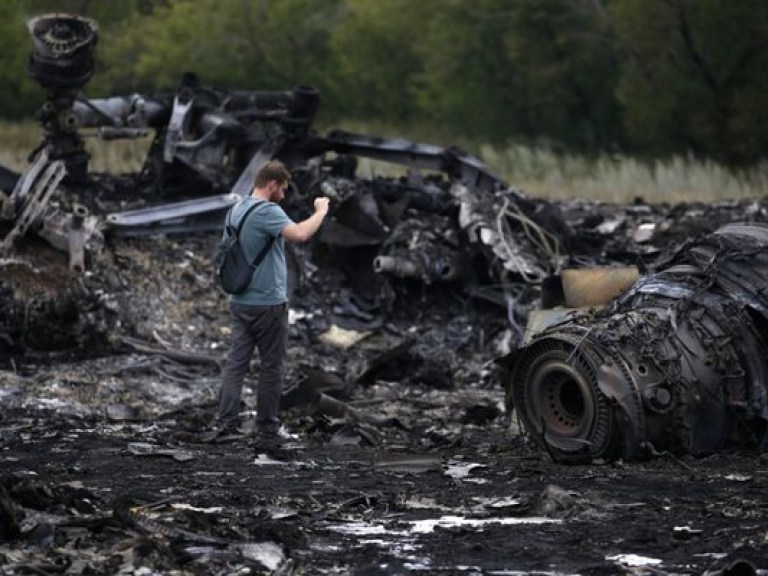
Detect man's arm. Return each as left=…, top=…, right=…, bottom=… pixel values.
left=282, top=197, right=330, bottom=243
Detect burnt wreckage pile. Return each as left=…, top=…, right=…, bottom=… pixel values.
left=1, top=14, right=768, bottom=462
left=506, top=223, right=768, bottom=462
left=0, top=13, right=554, bottom=357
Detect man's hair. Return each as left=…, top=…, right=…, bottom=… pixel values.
left=255, top=160, right=291, bottom=188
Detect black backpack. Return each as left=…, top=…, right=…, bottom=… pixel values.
left=212, top=201, right=275, bottom=295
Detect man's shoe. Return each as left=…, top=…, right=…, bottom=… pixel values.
left=258, top=424, right=294, bottom=440
left=252, top=424, right=298, bottom=457
left=199, top=422, right=245, bottom=443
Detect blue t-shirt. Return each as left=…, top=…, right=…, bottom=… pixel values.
left=226, top=197, right=294, bottom=306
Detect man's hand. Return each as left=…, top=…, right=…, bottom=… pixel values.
left=283, top=196, right=331, bottom=243
left=314, top=197, right=330, bottom=215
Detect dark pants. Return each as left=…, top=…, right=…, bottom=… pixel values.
left=217, top=302, right=288, bottom=428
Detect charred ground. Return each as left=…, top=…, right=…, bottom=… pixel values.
left=2, top=202, right=768, bottom=574
left=2, top=381, right=767, bottom=574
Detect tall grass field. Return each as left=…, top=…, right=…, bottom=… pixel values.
left=1, top=120, right=766, bottom=204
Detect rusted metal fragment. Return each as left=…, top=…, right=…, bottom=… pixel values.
left=561, top=266, right=639, bottom=307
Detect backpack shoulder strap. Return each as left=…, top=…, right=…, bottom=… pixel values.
left=232, top=200, right=266, bottom=238
left=228, top=200, right=277, bottom=269
left=250, top=232, right=276, bottom=268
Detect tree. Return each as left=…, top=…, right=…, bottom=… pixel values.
left=412, top=0, right=525, bottom=143
left=20, top=0, right=161, bottom=24
left=405, top=0, right=623, bottom=150
left=503, top=0, right=623, bottom=152
left=0, top=3, right=47, bottom=118
left=324, top=0, right=432, bottom=124
left=609, top=0, right=768, bottom=163
left=95, top=0, right=342, bottom=96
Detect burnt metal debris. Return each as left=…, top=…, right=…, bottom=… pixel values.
left=505, top=223, right=768, bottom=463
left=1, top=13, right=768, bottom=465
left=0, top=13, right=563, bottom=359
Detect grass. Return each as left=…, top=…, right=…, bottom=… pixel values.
left=0, top=120, right=152, bottom=175
left=2, top=119, right=766, bottom=203
left=479, top=144, right=768, bottom=204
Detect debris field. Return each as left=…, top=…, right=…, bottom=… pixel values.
left=2, top=12, right=768, bottom=576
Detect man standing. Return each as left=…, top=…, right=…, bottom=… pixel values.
left=204, top=160, right=329, bottom=445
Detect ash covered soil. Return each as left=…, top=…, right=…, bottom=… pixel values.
left=0, top=402, right=768, bottom=574
left=3, top=408, right=767, bottom=575
left=2, top=218, right=768, bottom=575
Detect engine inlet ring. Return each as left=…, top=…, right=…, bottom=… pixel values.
left=511, top=336, right=615, bottom=461
left=533, top=360, right=594, bottom=436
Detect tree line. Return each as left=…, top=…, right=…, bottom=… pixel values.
left=3, top=0, right=767, bottom=166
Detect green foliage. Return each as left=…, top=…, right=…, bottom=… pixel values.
left=20, top=0, right=161, bottom=25
left=503, top=1, right=623, bottom=152
left=610, top=0, right=768, bottom=164
left=0, top=3, right=43, bottom=117
left=412, top=0, right=523, bottom=142
left=95, top=0, right=342, bottom=95
left=325, top=0, right=429, bottom=123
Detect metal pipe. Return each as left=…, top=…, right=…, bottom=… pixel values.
left=373, top=255, right=420, bottom=279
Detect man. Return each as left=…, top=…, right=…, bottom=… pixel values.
left=204, top=160, right=329, bottom=445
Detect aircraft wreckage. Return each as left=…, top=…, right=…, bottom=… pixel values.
left=504, top=223, right=768, bottom=462
left=1, top=14, right=767, bottom=462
